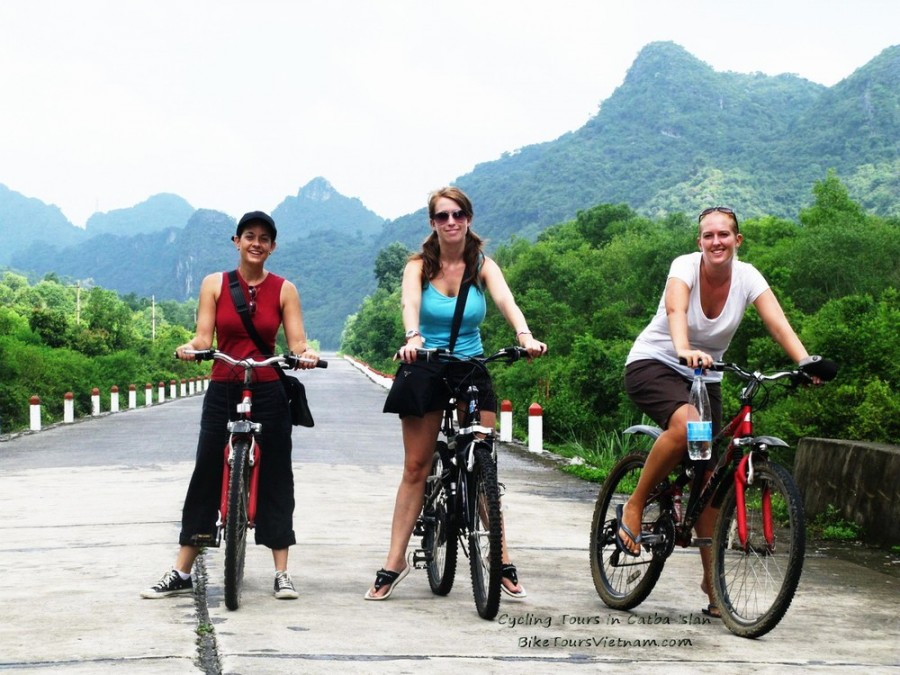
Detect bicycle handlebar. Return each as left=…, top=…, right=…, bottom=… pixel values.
left=178, top=349, right=328, bottom=369
left=686, top=355, right=837, bottom=384
left=414, top=346, right=531, bottom=365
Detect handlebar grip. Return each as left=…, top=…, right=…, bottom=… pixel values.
left=799, top=355, right=837, bottom=381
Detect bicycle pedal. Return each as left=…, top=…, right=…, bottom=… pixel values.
left=692, top=537, right=713, bottom=548
left=413, top=520, right=426, bottom=537
left=410, top=549, right=431, bottom=569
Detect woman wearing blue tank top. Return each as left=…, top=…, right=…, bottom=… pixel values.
left=366, top=187, right=547, bottom=601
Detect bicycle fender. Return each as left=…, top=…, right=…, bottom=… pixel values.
left=749, top=435, right=789, bottom=449
left=624, top=424, right=662, bottom=439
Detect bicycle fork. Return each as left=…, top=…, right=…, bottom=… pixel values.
left=218, top=430, right=262, bottom=528
left=734, top=451, right=775, bottom=550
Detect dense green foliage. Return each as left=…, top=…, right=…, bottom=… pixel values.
left=342, top=175, right=900, bottom=459
left=0, top=274, right=205, bottom=432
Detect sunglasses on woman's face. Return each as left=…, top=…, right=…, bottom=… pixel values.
left=248, top=286, right=257, bottom=317
left=432, top=209, right=467, bottom=224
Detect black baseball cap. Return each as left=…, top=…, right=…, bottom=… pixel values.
left=235, top=211, right=277, bottom=240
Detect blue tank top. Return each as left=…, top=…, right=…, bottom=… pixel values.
left=420, top=283, right=486, bottom=356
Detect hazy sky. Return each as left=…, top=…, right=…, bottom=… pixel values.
left=1, top=0, right=897, bottom=227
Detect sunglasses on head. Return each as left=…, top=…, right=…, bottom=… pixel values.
left=699, top=206, right=736, bottom=222
left=432, top=209, right=468, bottom=224
left=248, top=286, right=257, bottom=317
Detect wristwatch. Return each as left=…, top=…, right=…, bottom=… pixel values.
left=404, top=329, right=421, bottom=341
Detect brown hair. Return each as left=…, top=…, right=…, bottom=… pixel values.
left=415, top=187, right=484, bottom=287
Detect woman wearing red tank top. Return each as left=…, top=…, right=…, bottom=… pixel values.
left=141, top=211, right=319, bottom=601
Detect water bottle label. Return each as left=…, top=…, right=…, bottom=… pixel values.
left=686, top=421, right=712, bottom=442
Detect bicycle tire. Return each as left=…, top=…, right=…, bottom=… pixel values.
left=590, top=452, right=669, bottom=610
left=712, top=460, right=805, bottom=638
left=468, top=442, right=502, bottom=620
left=224, top=438, right=251, bottom=611
left=424, top=444, right=458, bottom=595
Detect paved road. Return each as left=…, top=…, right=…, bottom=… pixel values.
left=0, top=355, right=897, bottom=674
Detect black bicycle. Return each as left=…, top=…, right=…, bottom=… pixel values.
left=411, top=346, right=529, bottom=620
left=590, top=357, right=836, bottom=638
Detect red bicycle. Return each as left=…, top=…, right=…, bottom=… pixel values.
left=590, top=356, right=836, bottom=638
left=185, top=349, right=326, bottom=610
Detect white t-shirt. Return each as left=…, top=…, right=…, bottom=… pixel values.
left=626, top=252, right=770, bottom=381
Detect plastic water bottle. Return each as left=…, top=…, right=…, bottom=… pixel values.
left=686, top=368, right=712, bottom=461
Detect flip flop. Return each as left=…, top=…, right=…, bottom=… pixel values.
left=702, top=604, right=722, bottom=619
left=364, top=565, right=410, bottom=601
left=615, top=503, right=642, bottom=557
left=500, top=563, right=527, bottom=599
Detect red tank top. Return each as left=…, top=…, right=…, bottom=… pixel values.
left=212, top=271, right=286, bottom=382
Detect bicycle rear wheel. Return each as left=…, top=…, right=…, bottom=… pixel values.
left=468, top=442, right=502, bottom=620
left=590, top=452, right=670, bottom=610
left=424, top=443, right=458, bottom=595
left=224, top=438, right=251, bottom=611
left=712, top=460, right=804, bottom=638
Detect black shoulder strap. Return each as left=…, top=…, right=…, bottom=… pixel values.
left=448, top=267, right=472, bottom=353
left=227, top=270, right=289, bottom=384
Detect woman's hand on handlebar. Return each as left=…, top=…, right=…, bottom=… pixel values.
left=396, top=335, right=424, bottom=363
left=293, top=348, right=320, bottom=369
left=677, top=348, right=712, bottom=370
left=174, top=343, right=202, bottom=361
left=517, top=333, right=547, bottom=359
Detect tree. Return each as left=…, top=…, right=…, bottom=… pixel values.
left=373, top=242, right=410, bottom=293
left=29, top=308, right=70, bottom=348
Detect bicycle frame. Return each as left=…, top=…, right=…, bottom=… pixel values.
left=636, top=365, right=798, bottom=553
left=218, top=381, right=262, bottom=533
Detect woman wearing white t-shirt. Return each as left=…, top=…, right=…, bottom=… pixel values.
left=620, top=206, right=815, bottom=618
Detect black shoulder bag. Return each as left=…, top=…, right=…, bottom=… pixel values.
left=227, top=270, right=314, bottom=427
left=383, top=269, right=472, bottom=417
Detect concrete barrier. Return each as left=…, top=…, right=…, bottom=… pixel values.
left=794, top=438, right=900, bottom=548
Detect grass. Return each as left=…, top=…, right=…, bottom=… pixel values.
left=548, top=423, right=654, bottom=483
left=808, top=504, right=863, bottom=541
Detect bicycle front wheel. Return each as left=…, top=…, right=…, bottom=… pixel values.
left=424, top=443, right=458, bottom=595
left=468, top=442, right=502, bottom=620
left=712, top=460, right=805, bottom=638
left=590, top=452, right=669, bottom=610
left=224, top=438, right=251, bottom=611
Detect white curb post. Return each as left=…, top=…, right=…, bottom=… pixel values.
left=189, top=377, right=195, bottom=395
left=145, top=383, right=153, bottom=407
left=29, top=396, right=41, bottom=431
left=500, top=399, right=513, bottom=442
left=64, top=392, right=74, bottom=423
left=158, top=381, right=166, bottom=403
left=91, top=387, right=101, bottom=416
left=528, top=402, right=543, bottom=453
left=180, top=379, right=187, bottom=398
left=169, top=379, right=177, bottom=400
left=128, top=384, right=136, bottom=409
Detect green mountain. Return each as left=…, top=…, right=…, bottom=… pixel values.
left=5, top=41, right=898, bottom=348
left=0, top=184, right=86, bottom=265
left=378, top=42, right=899, bottom=251
left=85, top=193, right=196, bottom=236
left=272, top=177, right=385, bottom=241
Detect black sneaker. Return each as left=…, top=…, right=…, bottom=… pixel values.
left=274, top=570, right=299, bottom=599
left=141, top=569, right=193, bottom=599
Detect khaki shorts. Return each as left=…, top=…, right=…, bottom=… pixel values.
left=624, top=359, right=723, bottom=434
